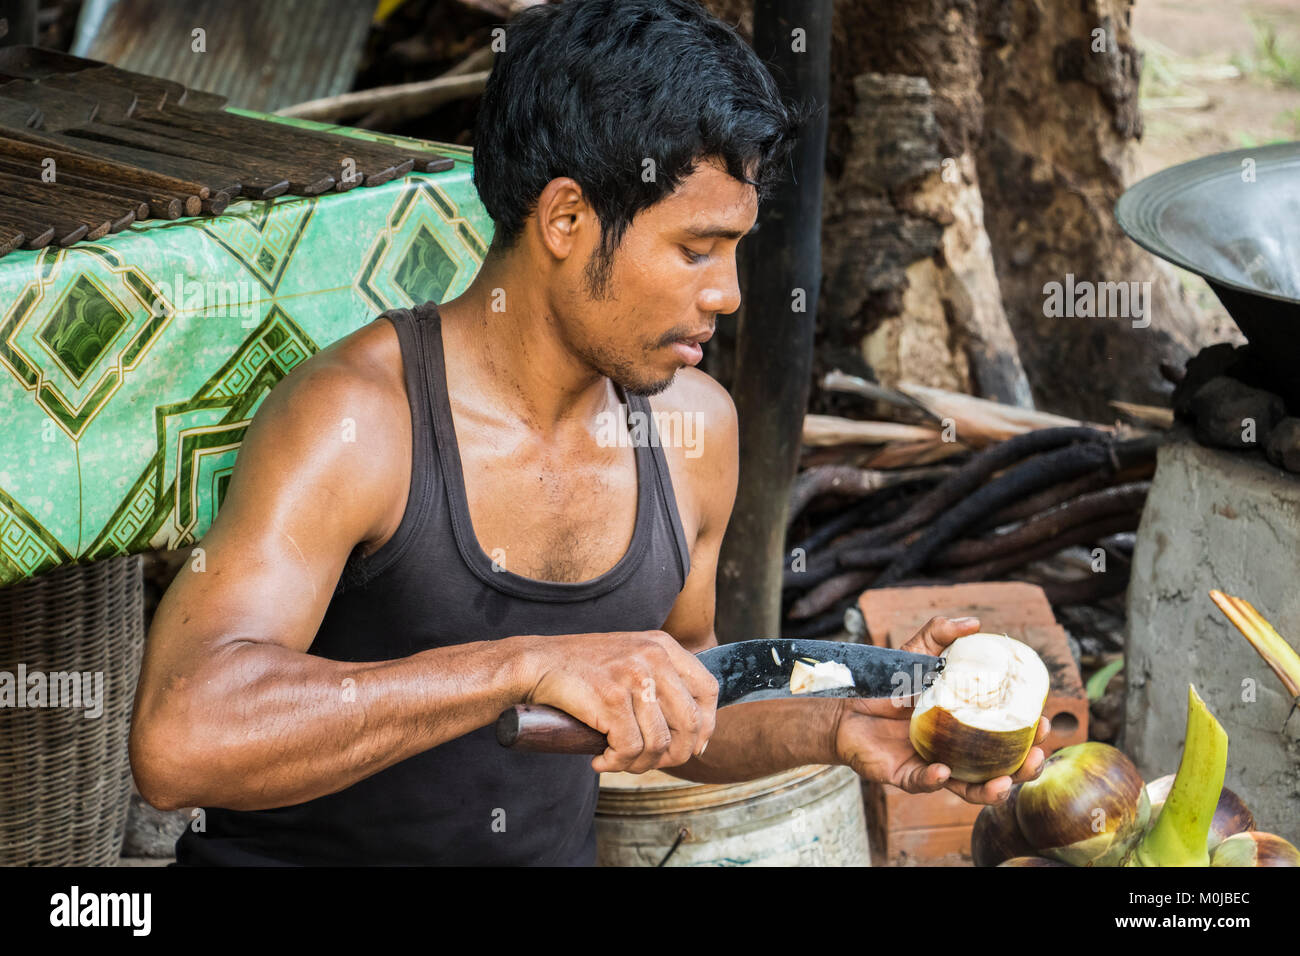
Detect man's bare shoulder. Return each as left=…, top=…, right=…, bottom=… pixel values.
left=232, top=316, right=412, bottom=543
left=645, top=368, right=738, bottom=536
left=648, top=367, right=738, bottom=467
left=269, top=316, right=408, bottom=429
left=648, top=366, right=737, bottom=433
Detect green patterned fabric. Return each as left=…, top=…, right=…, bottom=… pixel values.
left=0, top=115, right=492, bottom=586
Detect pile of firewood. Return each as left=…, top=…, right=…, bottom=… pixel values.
left=780, top=374, right=1163, bottom=638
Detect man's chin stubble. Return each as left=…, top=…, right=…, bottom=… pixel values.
left=620, top=373, right=677, bottom=398
left=588, top=349, right=677, bottom=397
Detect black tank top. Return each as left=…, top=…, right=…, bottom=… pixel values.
left=174, top=300, right=692, bottom=865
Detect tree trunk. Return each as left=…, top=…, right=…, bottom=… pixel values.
left=722, top=0, right=1215, bottom=422
left=975, top=0, right=1206, bottom=420
left=815, top=0, right=1034, bottom=420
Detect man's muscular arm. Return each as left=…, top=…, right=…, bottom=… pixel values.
left=654, top=374, right=1047, bottom=805
left=130, top=341, right=534, bottom=811
left=131, top=329, right=716, bottom=812
left=652, top=371, right=843, bottom=785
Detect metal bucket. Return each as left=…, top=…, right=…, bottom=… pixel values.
left=595, top=764, right=871, bottom=866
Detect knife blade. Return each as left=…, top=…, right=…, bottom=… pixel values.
left=496, top=638, right=943, bottom=754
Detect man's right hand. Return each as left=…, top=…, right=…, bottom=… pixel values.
left=511, top=631, right=719, bottom=774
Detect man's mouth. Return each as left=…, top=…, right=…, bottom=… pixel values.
left=668, top=327, right=714, bottom=367
left=679, top=327, right=715, bottom=345
left=672, top=340, right=704, bottom=366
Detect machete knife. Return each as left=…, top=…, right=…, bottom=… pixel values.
left=496, top=638, right=944, bottom=754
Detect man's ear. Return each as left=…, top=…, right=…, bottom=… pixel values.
left=534, top=177, right=590, bottom=261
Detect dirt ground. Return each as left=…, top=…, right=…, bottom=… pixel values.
left=1134, top=0, right=1300, bottom=175
left=1131, top=0, right=1300, bottom=337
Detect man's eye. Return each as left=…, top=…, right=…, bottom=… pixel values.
left=681, top=246, right=708, bottom=264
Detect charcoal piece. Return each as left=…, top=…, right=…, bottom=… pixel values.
left=1173, top=344, right=1244, bottom=420
left=1264, top=417, right=1300, bottom=473
left=1191, top=376, right=1285, bottom=450
left=1173, top=344, right=1278, bottom=420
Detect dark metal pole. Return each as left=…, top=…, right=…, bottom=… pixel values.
left=0, top=0, right=39, bottom=47
left=716, top=0, right=831, bottom=644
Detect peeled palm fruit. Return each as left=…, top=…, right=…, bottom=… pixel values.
left=789, top=659, right=854, bottom=694
left=908, top=633, right=1049, bottom=783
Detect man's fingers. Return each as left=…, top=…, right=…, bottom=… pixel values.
left=646, top=669, right=707, bottom=765
left=937, top=740, right=1047, bottom=803
left=917, top=744, right=1044, bottom=804
left=653, top=635, right=719, bottom=751
left=1034, top=715, right=1051, bottom=744
left=901, top=615, right=981, bottom=657
left=624, top=683, right=676, bottom=774
left=1010, top=745, right=1047, bottom=783
left=656, top=636, right=720, bottom=709
left=844, top=695, right=914, bottom=721
left=897, top=758, right=951, bottom=794
left=591, top=689, right=644, bottom=774
left=949, top=773, right=1014, bottom=805
left=895, top=755, right=1015, bottom=804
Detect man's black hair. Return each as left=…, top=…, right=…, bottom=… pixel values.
left=472, top=0, right=806, bottom=295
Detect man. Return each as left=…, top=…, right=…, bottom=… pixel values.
left=131, top=0, right=1047, bottom=865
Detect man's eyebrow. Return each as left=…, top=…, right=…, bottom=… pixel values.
left=683, top=221, right=760, bottom=240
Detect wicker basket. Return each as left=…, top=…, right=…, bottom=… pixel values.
left=0, top=555, right=145, bottom=865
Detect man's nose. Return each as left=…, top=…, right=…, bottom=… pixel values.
left=703, top=257, right=742, bottom=316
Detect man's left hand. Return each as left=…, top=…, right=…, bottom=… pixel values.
left=832, top=616, right=1050, bottom=806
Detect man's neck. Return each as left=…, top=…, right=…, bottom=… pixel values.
left=437, top=255, right=621, bottom=435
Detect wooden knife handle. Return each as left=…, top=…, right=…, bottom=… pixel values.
left=495, top=704, right=607, bottom=754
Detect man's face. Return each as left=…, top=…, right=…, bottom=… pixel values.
left=555, top=157, right=757, bottom=396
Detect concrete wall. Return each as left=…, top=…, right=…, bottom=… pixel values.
left=1127, top=436, right=1300, bottom=846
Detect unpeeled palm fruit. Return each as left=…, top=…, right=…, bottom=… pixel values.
left=1126, top=685, right=1226, bottom=867
left=1144, top=774, right=1255, bottom=852
left=909, top=633, right=1049, bottom=783
left=1015, top=741, right=1150, bottom=867
left=971, top=783, right=1035, bottom=867
left=1210, top=831, right=1300, bottom=867
left=997, top=856, right=1070, bottom=867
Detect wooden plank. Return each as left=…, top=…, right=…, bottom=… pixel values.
left=0, top=156, right=189, bottom=218
left=0, top=194, right=91, bottom=245
left=0, top=222, right=26, bottom=257
left=0, top=131, right=210, bottom=199
left=2, top=124, right=259, bottom=198
left=0, top=171, right=146, bottom=224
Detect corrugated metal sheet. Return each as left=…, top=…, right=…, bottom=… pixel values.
left=72, top=0, right=376, bottom=113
